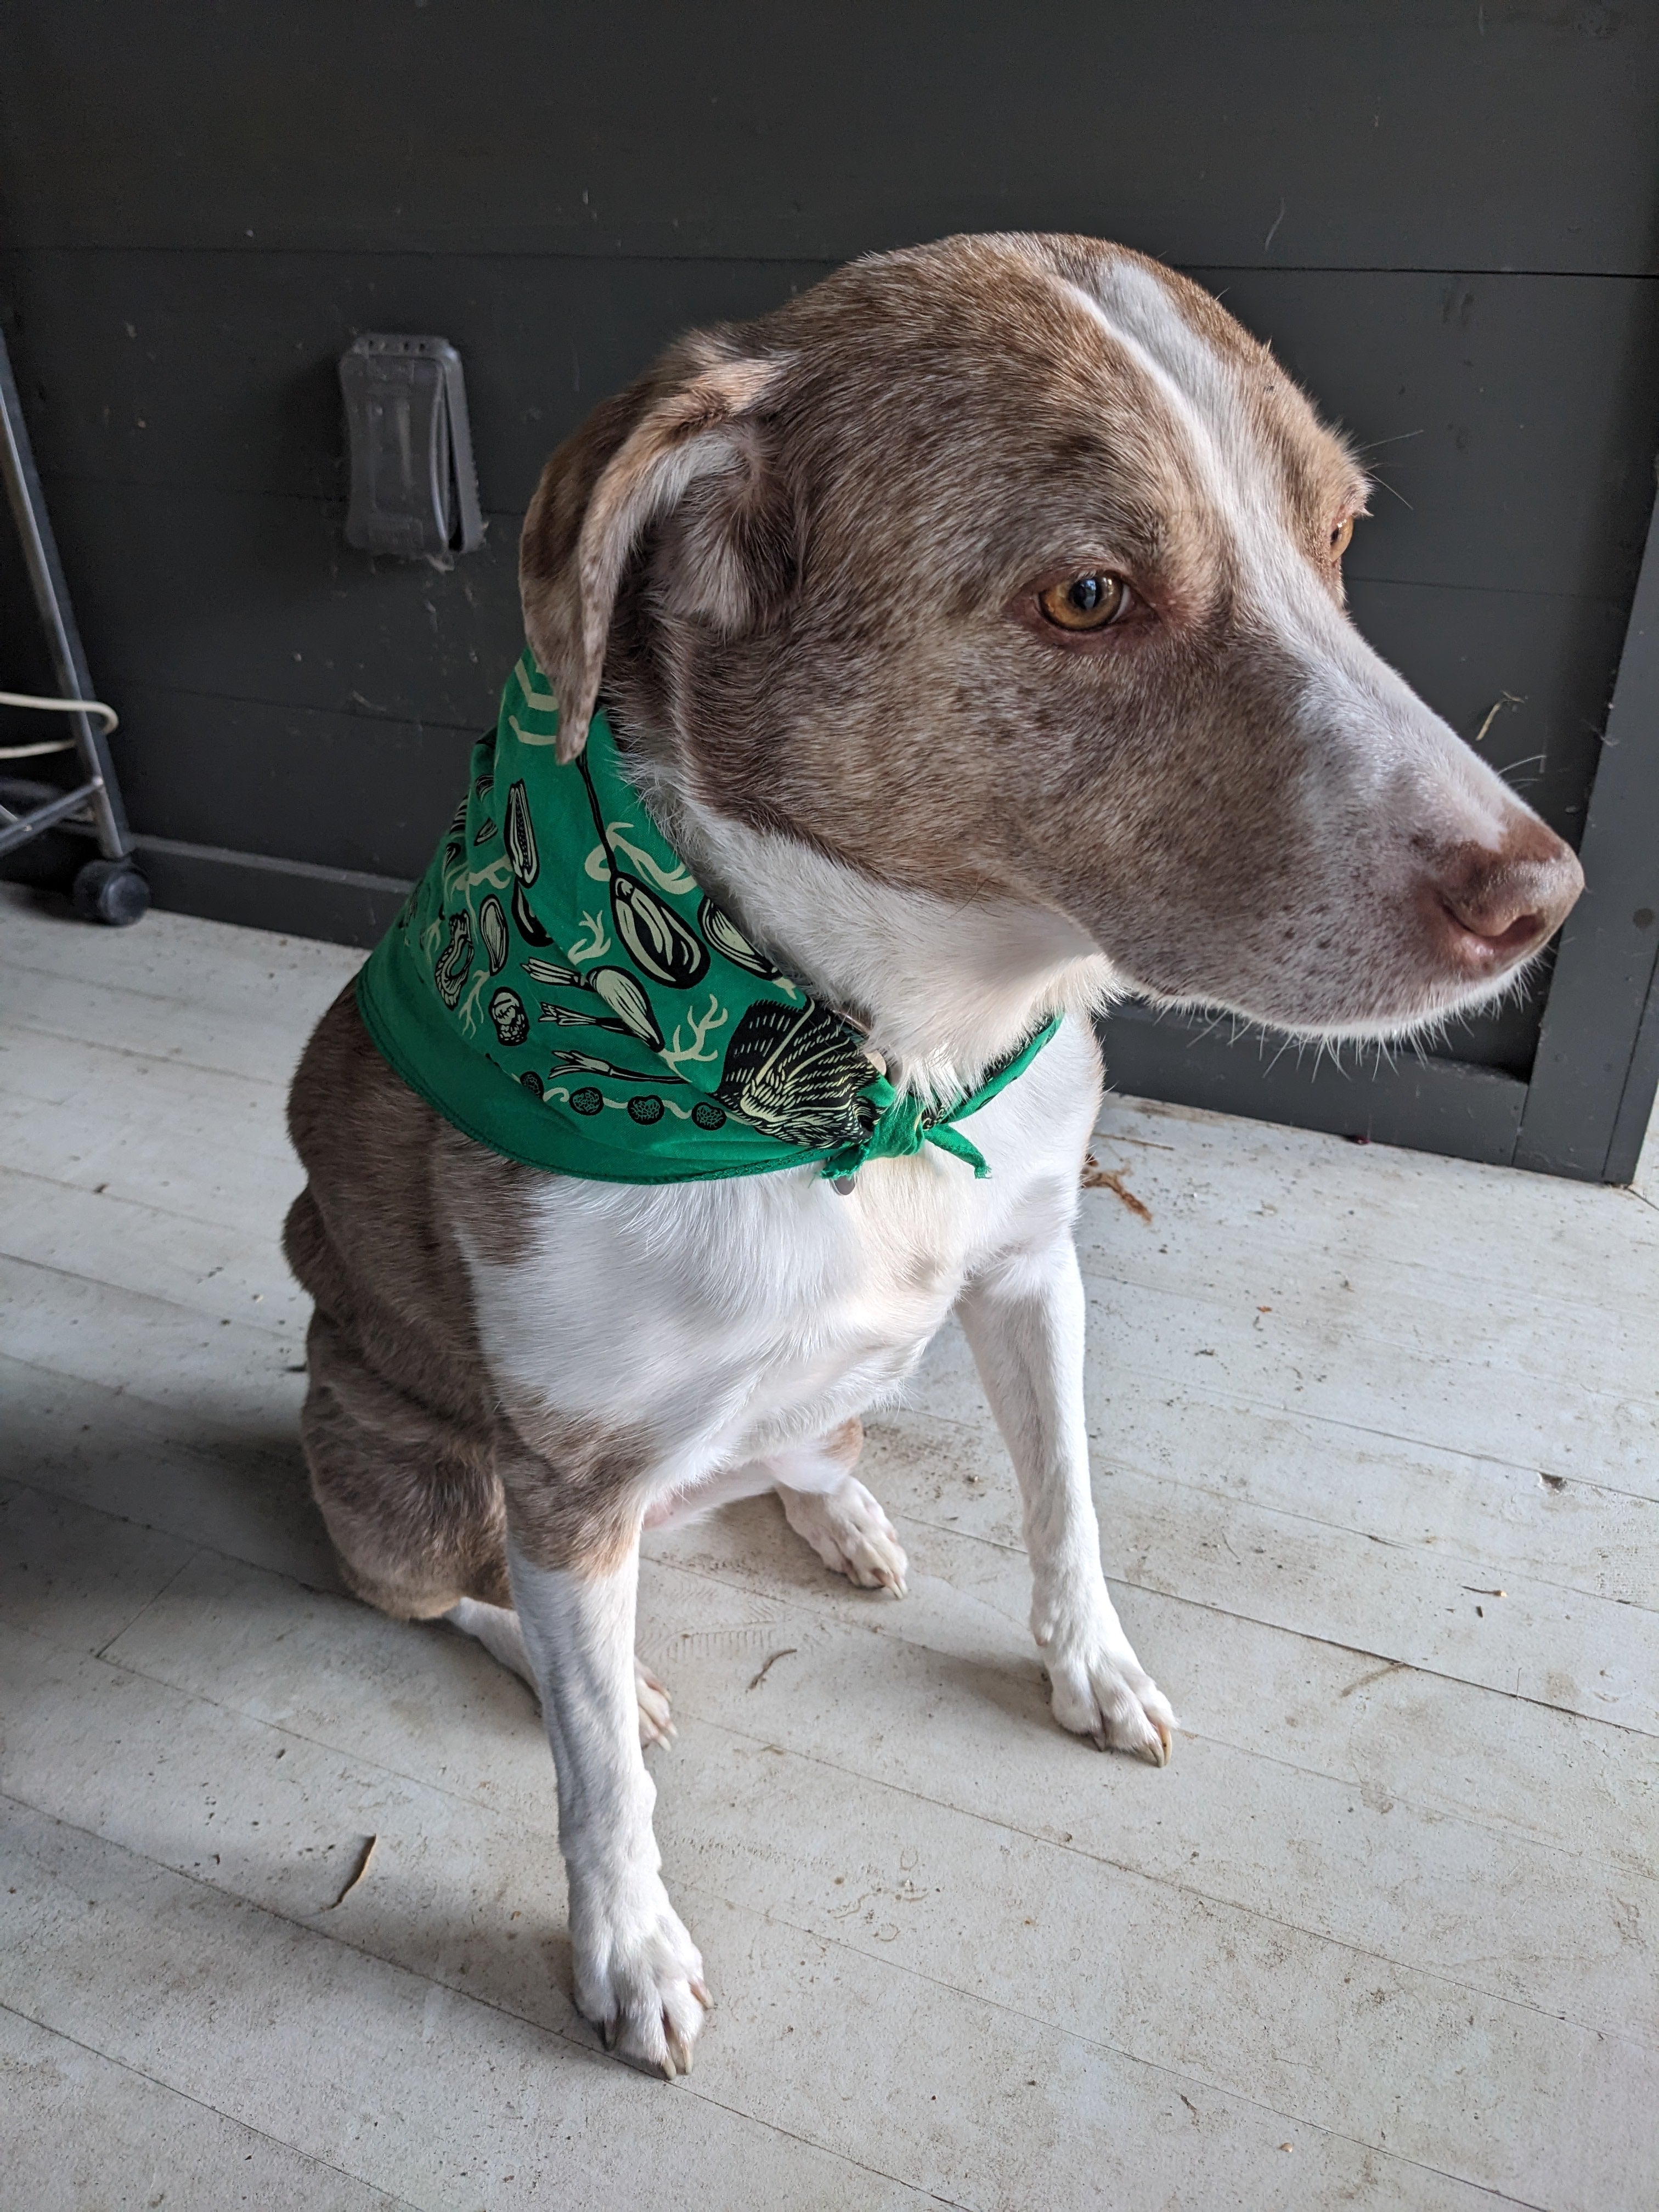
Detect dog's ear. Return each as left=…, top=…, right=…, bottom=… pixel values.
left=520, top=346, right=791, bottom=763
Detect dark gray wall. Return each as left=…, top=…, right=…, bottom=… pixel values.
left=3, top=2, right=1657, bottom=1160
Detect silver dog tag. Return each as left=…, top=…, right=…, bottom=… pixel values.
left=831, top=1174, right=858, bottom=1195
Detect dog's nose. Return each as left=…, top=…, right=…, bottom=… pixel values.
left=1426, top=820, right=1584, bottom=974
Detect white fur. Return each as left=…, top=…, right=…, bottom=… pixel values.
left=507, top=1537, right=707, bottom=2074
left=464, top=1014, right=1106, bottom=1471
left=443, top=1598, right=675, bottom=1747
left=449, top=257, right=1533, bottom=2073
left=1062, top=260, right=1551, bottom=1045
left=459, top=964, right=1172, bottom=2072
left=644, top=766, right=1125, bottom=1102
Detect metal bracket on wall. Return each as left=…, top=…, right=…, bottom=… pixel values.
left=340, top=333, right=484, bottom=563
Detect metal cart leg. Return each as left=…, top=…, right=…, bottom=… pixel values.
left=0, top=331, right=149, bottom=924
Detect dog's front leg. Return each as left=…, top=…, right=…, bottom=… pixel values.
left=957, top=1234, right=1175, bottom=1765
left=504, top=1483, right=708, bottom=2076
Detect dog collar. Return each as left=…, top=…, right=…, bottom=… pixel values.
left=356, top=652, right=1058, bottom=1186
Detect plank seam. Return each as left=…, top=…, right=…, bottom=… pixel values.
left=0, top=1996, right=417, bottom=2210
left=0, top=1790, right=974, bottom=2212
left=0, top=1765, right=1606, bottom=2201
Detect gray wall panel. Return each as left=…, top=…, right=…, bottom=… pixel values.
left=7, top=255, right=1656, bottom=616
left=131, top=839, right=410, bottom=950
left=0, top=249, right=837, bottom=507
left=1185, top=269, right=1659, bottom=610
left=1516, top=498, right=1659, bottom=1178
left=106, top=687, right=477, bottom=882
left=1344, top=578, right=1632, bottom=856
left=2, top=3, right=1655, bottom=1172
left=1097, top=1003, right=1528, bottom=1167
left=32, top=480, right=523, bottom=732
left=3, top=3, right=1656, bottom=270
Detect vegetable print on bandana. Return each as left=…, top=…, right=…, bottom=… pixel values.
left=357, top=653, right=1057, bottom=1186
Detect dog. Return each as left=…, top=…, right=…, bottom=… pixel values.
left=284, top=233, right=1582, bottom=2076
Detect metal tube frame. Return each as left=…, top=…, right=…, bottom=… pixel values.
left=0, top=329, right=132, bottom=864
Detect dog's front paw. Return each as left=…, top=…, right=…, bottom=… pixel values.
left=778, top=1474, right=908, bottom=1595
left=1041, top=1617, right=1176, bottom=1766
left=635, top=1658, right=675, bottom=1748
left=571, top=1877, right=709, bottom=2079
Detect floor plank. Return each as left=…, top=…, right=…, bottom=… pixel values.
left=1, top=883, right=1654, bottom=2207
left=0, top=1259, right=307, bottom=1434
left=14, top=1505, right=1648, bottom=2074
left=0, top=1078, right=305, bottom=1237
left=8, top=1364, right=1650, bottom=1878
left=0, top=2002, right=410, bottom=2212
left=3, top=1648, right=1563, bottom=2212
left=2, top=882, right=359, bottom=1007
left=1089, top=1089, right=1659, bottom=1290
left=1, top=1166, right=308, bottom=1332
left=0, top=1800, right=943, bottom=2212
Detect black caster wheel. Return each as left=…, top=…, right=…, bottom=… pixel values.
left=73, top=857, right=151, bottom=927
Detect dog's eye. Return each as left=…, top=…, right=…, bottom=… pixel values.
left=1329, top=516, right=1355, bottom=558
left=1039, top=573, right=1130, bottom=631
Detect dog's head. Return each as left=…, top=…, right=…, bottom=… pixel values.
left=521, top=233, right=1581, bottom=1040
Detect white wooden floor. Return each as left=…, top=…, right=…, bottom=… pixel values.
left=2, top=880, right=1655, bottom=2212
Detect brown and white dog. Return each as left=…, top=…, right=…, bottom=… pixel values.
left=285, top=234, right=1581, bottom=2076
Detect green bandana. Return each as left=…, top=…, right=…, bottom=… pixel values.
left=356, top=653, right=1057, bottom=1186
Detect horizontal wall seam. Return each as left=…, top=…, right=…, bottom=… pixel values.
left=3, top=244, right=1656, bottom=281
left=100, top=679, right=486, bottom=735
left=25, top=474, right=529, bottom=522
left=129, top=833, right=414, bottom=895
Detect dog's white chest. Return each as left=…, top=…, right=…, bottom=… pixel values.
left=461, top=1017, right=1100, bottom=1479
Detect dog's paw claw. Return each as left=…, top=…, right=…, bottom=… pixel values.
left=1045, top=1630, right=1176, bottom=1767
left=781, top=1475, right=909, bottom=1596
left=635, top=1658, right=675, bottom=1748
left=574, top=1886, right=709, bottom=2081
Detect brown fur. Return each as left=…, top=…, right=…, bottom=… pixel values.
left=523, top=233, right=1575, bottom=1033
left=290, top=230, right=1581, bottom=1627
left=526, top=235, right=1362, bottom=923
left=285, top=988, right=648, bottom=1597
left=495, top=1413, right=659, bottom=1582
left=816, top=1416, right=865, bottom=1470
left=284, top=987, right=510, bottom=1610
